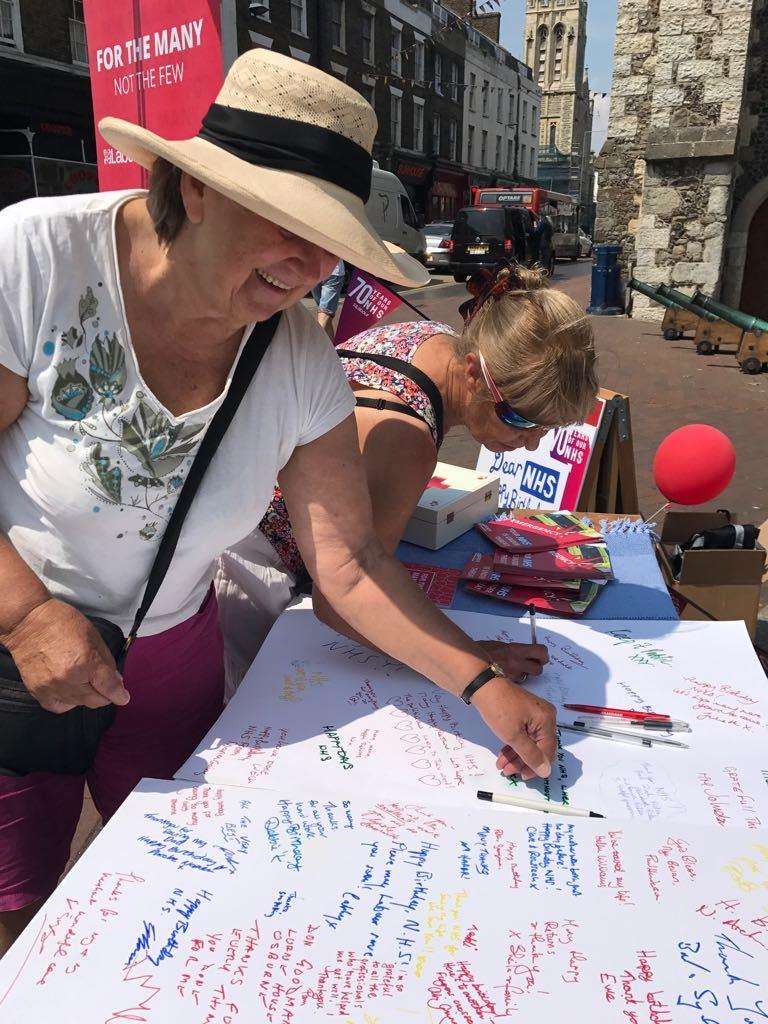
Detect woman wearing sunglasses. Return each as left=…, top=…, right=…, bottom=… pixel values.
left=217, top=262, right=599, bottom=691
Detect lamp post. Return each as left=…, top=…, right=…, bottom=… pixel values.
left=0, top=128, right=38, bottom=197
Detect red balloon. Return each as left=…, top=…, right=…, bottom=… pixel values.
left=653, top=425, right=735, bottom=505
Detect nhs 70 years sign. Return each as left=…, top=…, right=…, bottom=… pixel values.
left=476, top=398, right=605, bottom=511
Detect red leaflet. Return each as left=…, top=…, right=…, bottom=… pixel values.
left=465, top=580, right=601, bottom=616
left=477, top=512, right=602, bottom=554
left=491, top=544, right=614, bottom=581
left=460, top=553, right=580, bottom=591
left=403, top=563, right=461, bottom=607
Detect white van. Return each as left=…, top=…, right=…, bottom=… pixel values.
left=365, top=162, right=426, bottom=261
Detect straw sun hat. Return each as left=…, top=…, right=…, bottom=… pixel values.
left=100, top=49, right=430, bottom=289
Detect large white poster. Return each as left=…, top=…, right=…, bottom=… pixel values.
left=175, top=606, right=768, bottom=830
left=1, top=778, right=767, bottom=1022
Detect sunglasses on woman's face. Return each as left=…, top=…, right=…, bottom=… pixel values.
left=478, top=352, right=542, bottom=431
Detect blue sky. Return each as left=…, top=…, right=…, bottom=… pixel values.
left=498, top=0, right=618, bottom=149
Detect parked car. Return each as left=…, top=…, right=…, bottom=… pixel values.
left=422, top=221, right=453, bottom=270
left=448, top=205, right=554, bottom=281
left=579, top=230, right=593, bottom=258
left=364, top=163, right=426, bottom=260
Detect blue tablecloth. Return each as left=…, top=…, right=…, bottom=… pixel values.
left=397, top=519, right=678, bottom=621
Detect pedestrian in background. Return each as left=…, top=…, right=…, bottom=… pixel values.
left=312, top=259, right=345, bottom=340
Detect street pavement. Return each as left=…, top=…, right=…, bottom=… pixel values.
left=394, top=260, right=768, bottom=527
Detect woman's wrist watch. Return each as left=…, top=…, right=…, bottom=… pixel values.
left=460, top=662, right=505, bottom=706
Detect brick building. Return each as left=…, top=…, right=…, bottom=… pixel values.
left=243, top=0, right=472, bottom=220
left=594, top=0, right=768, bottom=320
left=456, top=10, right=540, bottom=193
left=0, top=0, right=97, bottom=210
left=0, top=0, right=540, bottom=225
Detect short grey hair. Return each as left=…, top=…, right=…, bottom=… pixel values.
left=146, top=158, right=186, bottom=246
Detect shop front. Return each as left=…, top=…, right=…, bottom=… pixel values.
left=428, top=166, right=470, bottom=222
left=394, top=157, right=433, bottom=225
left=0, top=58, right=97, bottom=211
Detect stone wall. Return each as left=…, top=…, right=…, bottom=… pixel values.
left=722, top=1, right=768, bottom=306
left=596, top=0, right=756, bottom=321
left=594, top=0, right=660, bottom=270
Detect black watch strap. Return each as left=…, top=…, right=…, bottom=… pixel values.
left=460, top=666, right=497, bottom=706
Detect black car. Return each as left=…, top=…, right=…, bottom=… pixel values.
left=448, top=205, right=555, bottom=281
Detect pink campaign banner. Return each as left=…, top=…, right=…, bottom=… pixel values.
left=334, top=270, right=403, bottom=345
left=83, top=0, right=222, bottom=191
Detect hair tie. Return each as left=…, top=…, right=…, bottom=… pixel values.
left=460, top=261, right=519, bottom=324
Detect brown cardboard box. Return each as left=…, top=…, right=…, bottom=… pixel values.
left=657, top=511, right=766, bottom=638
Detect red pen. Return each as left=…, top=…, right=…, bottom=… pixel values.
left=564, top=703, right=671, bottom=722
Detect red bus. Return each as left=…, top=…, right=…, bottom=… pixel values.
left=470, top=186, right=581, bottom=260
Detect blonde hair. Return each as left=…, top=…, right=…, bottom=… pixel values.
left=457, top=265, right=598, bottom=427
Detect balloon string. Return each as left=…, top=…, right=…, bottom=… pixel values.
left=646, top=501, right=672, bottom=524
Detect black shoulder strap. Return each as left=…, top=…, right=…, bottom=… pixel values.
left=337, top=349, right=444, bottom=446
left=125, top=312, right=282, bottom=648
left=354, top=396, right=436, bottom=430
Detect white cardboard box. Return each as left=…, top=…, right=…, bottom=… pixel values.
left=402, top=462, right=500, bottom=550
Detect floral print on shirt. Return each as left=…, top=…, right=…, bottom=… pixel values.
left=50, top=285, right=207, bottom=542
left=259, top=319, right=458, bottom=577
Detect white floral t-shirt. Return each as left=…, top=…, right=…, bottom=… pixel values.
left=0, top=190, right=355, bottom=636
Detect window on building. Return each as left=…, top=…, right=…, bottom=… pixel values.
left=432, top=114, right=441, bottom=156
left=565, top=26, right=573, bottom=77
left=432, top=1, right=449, bottom=26
left=480, top=129, right=487, bottom=167
left=331, top=0, right=345, bottom=51
left=495, top=135, right=501, bottom=169
left=481, top=79, right=489, bottom=116
left=553, top=23, right=564, bottom=80
left=1, top=0, right=20, bottom=45
left=361, top=8, right=374, bottom=64
left=522, top=99, right=528, bottom=134
left=469, top=72, right=476, bottom=110
left=413, top=99, right=424, bottom=151
left=508, top=91, right=515, bottom=126
left=537, top=25, right=547, bottom=82
left=506, top=139, right=513, bottom=172
left=521, top=143, right=527, bottom=174
left=390, top=92, right=402, bottom=147
left=290, top=0, right=307, bottom=35
left=450, top=61, right=458, bottom=102
left=496, top=87, right=503, bottom=123
left=391, top=23, right=402, bottom=75
left=360, top=81, right=375, bottom=109
left=549, top=122, right=556, bottom=148
left=434, top=51, right=442, bottom=94
left=69, top=0, right=87, bottom=64
left=467, top=124, right=475, bottom=164
left=449, top=120, right=457, bottom=161
left=414, top=38, right=425, bottom=82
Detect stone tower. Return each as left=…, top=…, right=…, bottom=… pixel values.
left=595, top=0, right=765, bottom=320
left=524, top=0, right=593, bottom=207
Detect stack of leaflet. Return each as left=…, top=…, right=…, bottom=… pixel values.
left=461, top=511, right=614, bottom=615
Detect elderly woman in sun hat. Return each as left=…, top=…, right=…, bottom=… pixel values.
left=0, top=50, right=556, bottom=950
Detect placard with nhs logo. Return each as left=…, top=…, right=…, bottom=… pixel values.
left=476, top=398, right=606, bottom=511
